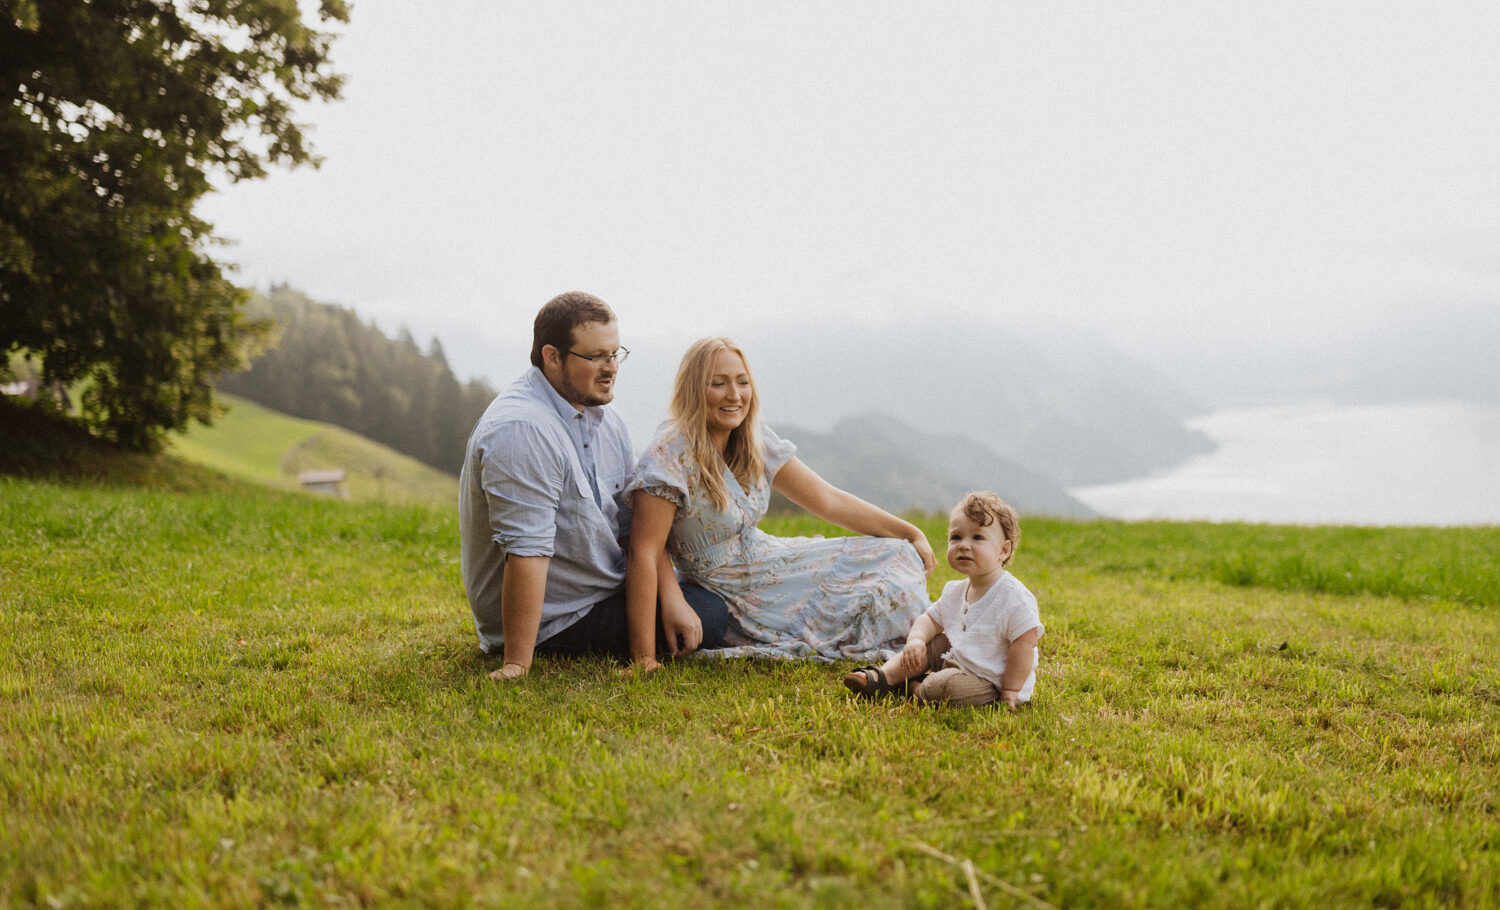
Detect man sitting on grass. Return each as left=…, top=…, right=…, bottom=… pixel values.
left=458, top=292, right=729, bottom=679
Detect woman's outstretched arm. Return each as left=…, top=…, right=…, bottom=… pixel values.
left=770, top=457, right=937, bottom=575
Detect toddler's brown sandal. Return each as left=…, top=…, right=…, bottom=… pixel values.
left=842, top=666, right=902, bottom=699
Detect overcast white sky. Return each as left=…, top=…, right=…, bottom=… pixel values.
left=201, top=1, right=1500, bottom=392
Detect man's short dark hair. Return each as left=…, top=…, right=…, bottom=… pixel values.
left=531, top=292, right=617, bottom=368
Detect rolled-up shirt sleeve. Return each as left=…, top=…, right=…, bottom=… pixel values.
left=477, top=421, right=568, bottom=557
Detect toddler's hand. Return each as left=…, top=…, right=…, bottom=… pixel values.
left=1000, top=689, right=1020, bottom=710
left=900, top=639, right=927, bottom=675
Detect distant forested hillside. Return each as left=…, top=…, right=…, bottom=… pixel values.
left=217, top=286, right=495, bottom=475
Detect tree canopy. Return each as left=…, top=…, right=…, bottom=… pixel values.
left=1, top=0, right=348, bottom=450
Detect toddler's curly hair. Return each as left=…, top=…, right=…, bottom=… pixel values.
left=952, top=491, right=1020, bottom=566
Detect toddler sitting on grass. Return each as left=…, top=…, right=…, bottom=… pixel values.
left=843, top=491, right=1043, bottom=708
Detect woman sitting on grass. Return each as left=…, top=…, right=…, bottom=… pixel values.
left=622, top=337, right=936, bottom=672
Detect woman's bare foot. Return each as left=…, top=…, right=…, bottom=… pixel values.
left=488, top=661, right=529, bottom=681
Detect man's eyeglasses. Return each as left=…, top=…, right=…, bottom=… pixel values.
left=564, top=346, right=630, bottom=366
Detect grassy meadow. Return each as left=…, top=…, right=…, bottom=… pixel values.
left=169, top=393, right=458, bottom=509
left=1, top=435, right=1498, bottom=907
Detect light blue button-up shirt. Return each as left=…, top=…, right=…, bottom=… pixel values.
left=459, top=367, right=635, bottom=653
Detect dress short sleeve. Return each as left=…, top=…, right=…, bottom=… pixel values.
left=626, top=422, right=694, bottom=508
left=761, top=425, right=798, bottom=479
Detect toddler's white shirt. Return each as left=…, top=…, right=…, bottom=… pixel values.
left=925, top=571, right=1044, bottom=700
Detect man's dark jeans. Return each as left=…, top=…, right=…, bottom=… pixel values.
left=535, top=583, right=730, bottom=662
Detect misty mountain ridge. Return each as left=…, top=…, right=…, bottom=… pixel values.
left=778, top=413, right=1095, bottom=519
left=1152, top=302, right=1500, bottom=408
left=739, top=321, right=1216, bottom=488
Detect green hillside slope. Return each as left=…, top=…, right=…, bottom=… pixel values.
left=170, top=393, right=457, bottom=508
left=2, top=471, right=1497, bottom=907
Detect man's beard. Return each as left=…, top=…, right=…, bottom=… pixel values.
left=559, top=370, right=614, bottom=408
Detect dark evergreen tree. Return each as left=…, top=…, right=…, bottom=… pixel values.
left=219, top=287, right=498, bottom=475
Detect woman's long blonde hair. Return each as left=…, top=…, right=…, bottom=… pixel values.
left=669, top=337, right=766, bottom=511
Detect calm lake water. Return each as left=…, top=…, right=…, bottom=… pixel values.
left=1070, top=400, right=1500, bottom=526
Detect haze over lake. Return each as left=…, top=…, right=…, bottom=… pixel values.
left=1071, top=400, right=1500, bottom=527
left=195, top=3, right=1500, bottom=527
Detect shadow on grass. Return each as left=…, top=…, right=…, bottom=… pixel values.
left=1, top=396, right=243, bottom=493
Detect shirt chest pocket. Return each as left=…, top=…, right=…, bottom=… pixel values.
left=571, top=467, right=594, bottom=503
left=561, top=446, right=594, bottom=503
left=570, top=446, right=628, bottom=505
left=597, top=455, right=628, bottom=504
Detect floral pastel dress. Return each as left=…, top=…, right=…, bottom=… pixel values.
left=627, top=423, right=929, bottom=662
